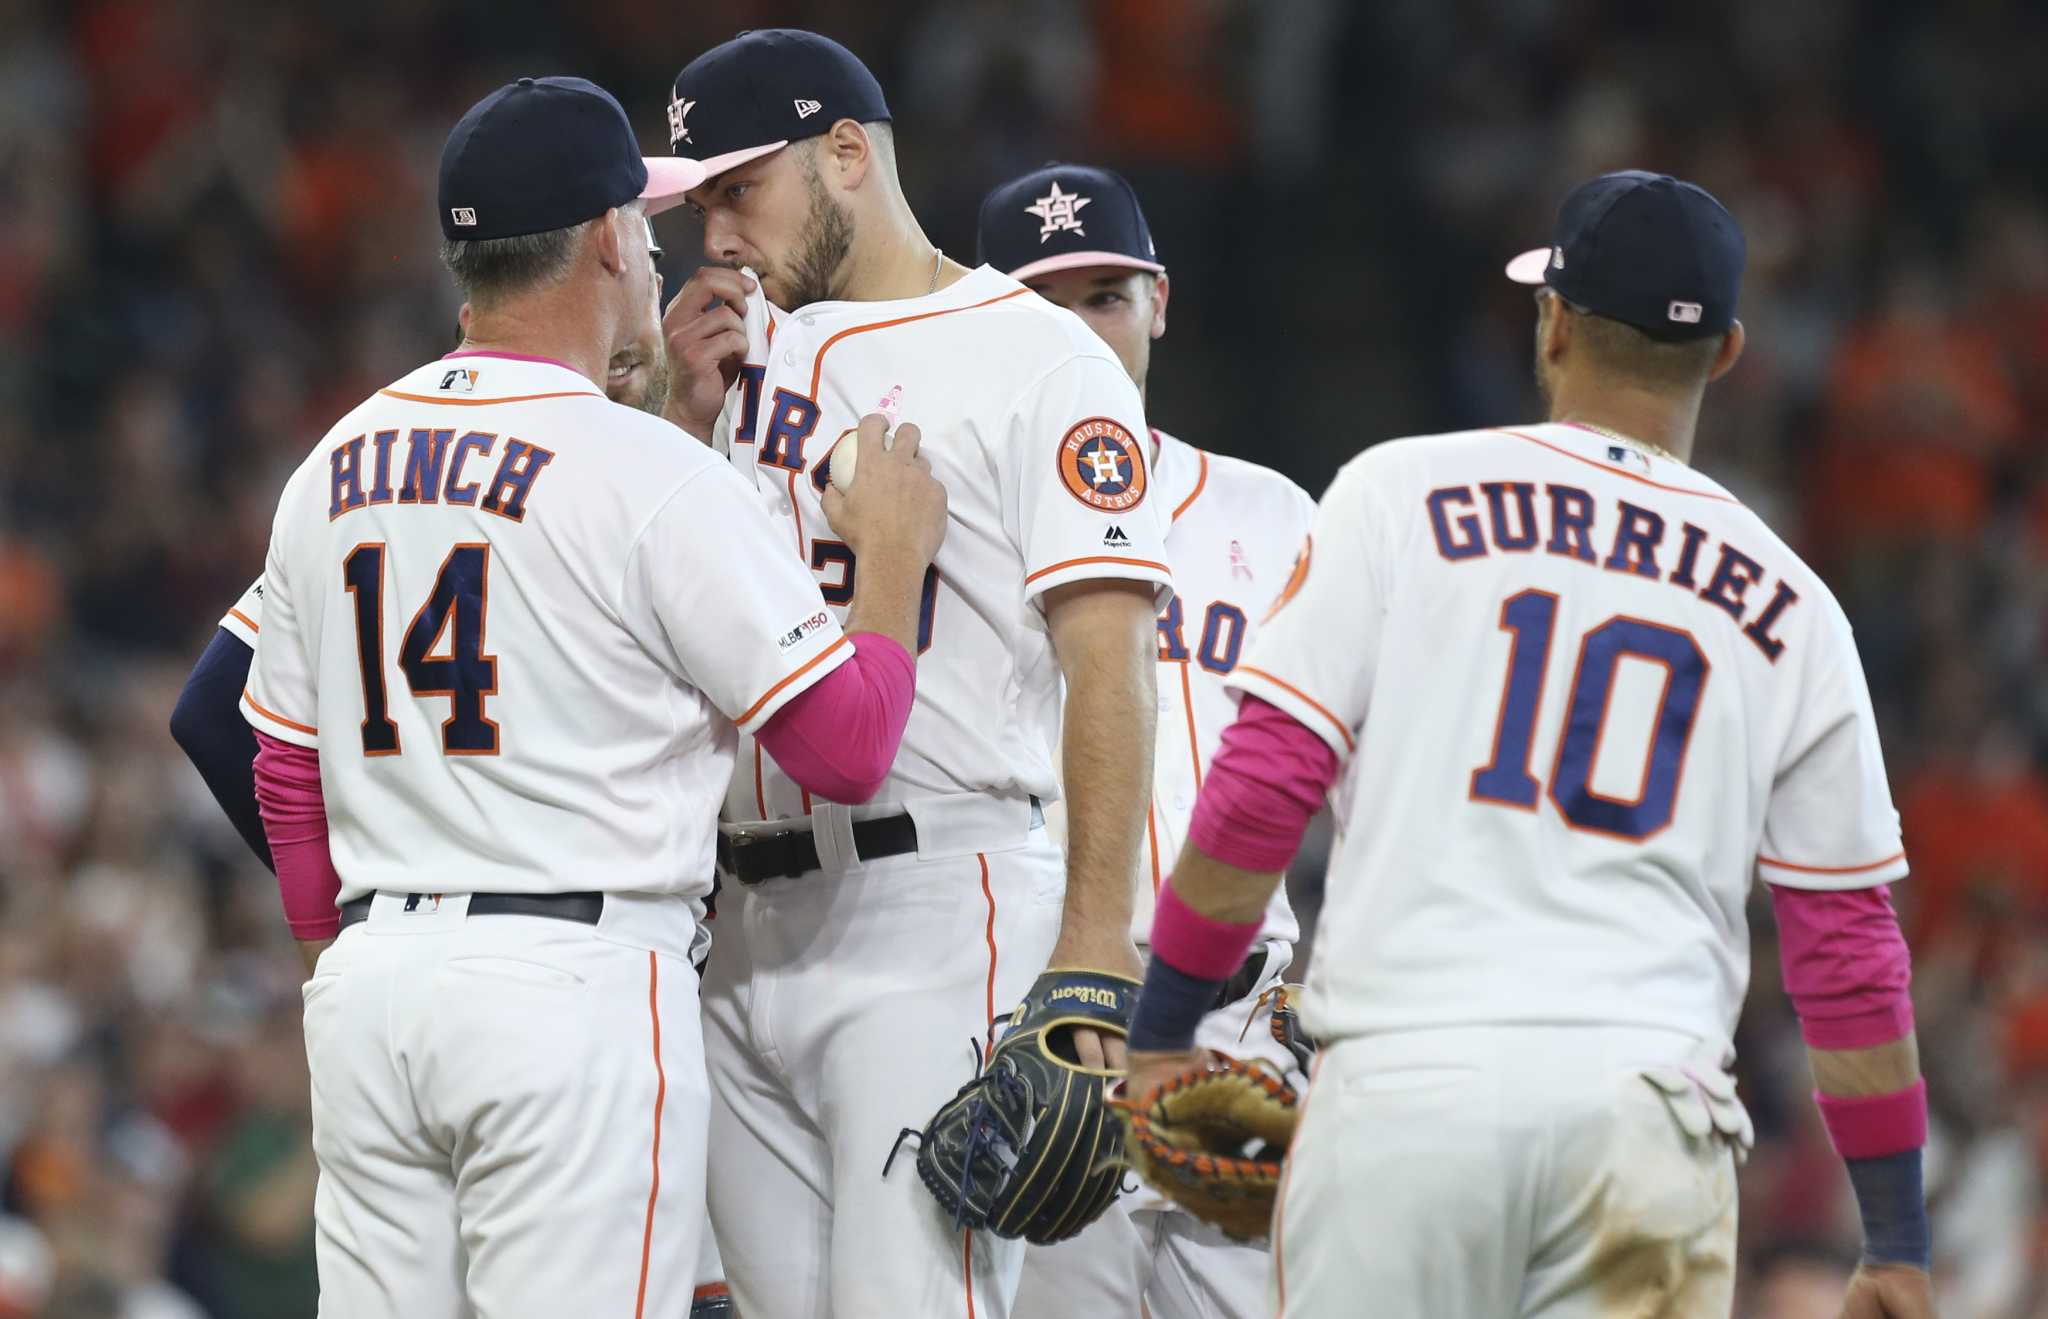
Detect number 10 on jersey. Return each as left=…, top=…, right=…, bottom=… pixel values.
left=343, top=543, right=499, bottom=756
left=1469, top=590, right=1709, bottom=840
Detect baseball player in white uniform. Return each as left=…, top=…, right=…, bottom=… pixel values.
left=1125, top=171, right=1936, bottom=1318
left=972, top=163, right=1314, bottom=1319
left=178, top=339, right=744, bottom=1319
left=240, top=77, right=948, bottom=1318
left=654, top=31, right=1172, bottom=1318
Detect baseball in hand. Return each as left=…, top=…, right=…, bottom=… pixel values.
left=832, top=388, right=905, bottom=492
left=829, top=430, right=861, bottom=492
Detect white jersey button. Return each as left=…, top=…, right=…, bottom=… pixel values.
left=783, top=350, right=796, bottom=366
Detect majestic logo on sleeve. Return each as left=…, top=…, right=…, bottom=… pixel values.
left=1025, top=182, right=1091, bottom=242
left=1058, top=418, right=1147, bottom=512
left=667, top=96, right=696, bottom=147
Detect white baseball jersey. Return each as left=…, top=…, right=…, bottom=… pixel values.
left=716, top=266, right=1173, bottom=824
left=1232, top=421, right=1906, bottom=1046
left=1141, top=429, right=1312, bottom=949
left=243, top=353, right=852, bottom=903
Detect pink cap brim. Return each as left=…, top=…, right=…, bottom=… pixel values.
left=641, top=157, right=707, bottom=216
left=644, top=142, right=789, bottom=217
left=1006, top=250, right=1167, bottom=283
left=1504, top=247, right=1553, bottom=284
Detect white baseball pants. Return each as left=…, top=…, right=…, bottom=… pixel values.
left=700, top=837, right=1065, bottom=1319
left=1274, top=1025, right=1741, bottom=1319
left=301, top=893, right=708, bottom=1318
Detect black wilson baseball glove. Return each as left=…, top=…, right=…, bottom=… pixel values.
left=891, top=969, right=1138, bottom=1245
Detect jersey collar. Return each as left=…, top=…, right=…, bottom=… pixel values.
left=1150, top=427, right=1208, bottom=524
left=389, top=352, right=603, bottom=402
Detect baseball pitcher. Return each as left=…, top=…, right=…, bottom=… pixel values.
left=655, top=30, right=1171, bottom=1318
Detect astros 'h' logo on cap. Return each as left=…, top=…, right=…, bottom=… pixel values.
left=1025, top=181, right=1091, bottom=242
left=668, top=96, right=696, bottom=147
left=1058, top=417, right=1147, bottom=512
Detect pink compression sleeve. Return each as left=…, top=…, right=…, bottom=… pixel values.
left=1186, top=694, right=1343, bottom=873
left=756, top=632, right=916, bottom=804
left=1768, top=883, right=1915, bottom=1050
left=252, top=731, right=342, bottom=940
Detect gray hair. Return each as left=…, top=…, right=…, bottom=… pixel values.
left=439, top=224, right=583, bottom=307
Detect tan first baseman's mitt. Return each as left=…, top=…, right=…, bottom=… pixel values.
left=1116, top=1055, right=1301, bottom=1241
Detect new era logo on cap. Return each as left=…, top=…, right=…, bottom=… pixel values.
left=450, top=207, right=478, bottom=227
left=794, top=98, right=822, bottom=118
left=1668, top=300, right=1703, bottom=324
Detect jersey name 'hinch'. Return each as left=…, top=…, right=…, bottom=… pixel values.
left=327, top=426, right=556, bottom=523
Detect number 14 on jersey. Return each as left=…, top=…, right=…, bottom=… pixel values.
left=343, top=543, right=499, bottom=757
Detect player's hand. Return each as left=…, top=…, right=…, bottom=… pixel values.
left=821, top=415, right=948, bottom=568
left=1122, top=1047, right=1208, bottom=1100
left=660, top=267, right=754, bottom=441
left=1839, top=1263, right=1936, bottom=1318
left=1043, top=926, right=1144, bottom=1072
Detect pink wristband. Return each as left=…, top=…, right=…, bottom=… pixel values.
left=1815, top=1079, right=1929, bottom=1160
left=1149, top=881, right=1261, bottom=981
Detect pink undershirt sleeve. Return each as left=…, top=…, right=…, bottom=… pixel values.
left=756, top=632, right=916, bottom=805
left=1768, top=882, right=1915, bottom=1050
left=252, top=731, right=343, bottom=940
left=1186, top=693, right=1344, bottom=874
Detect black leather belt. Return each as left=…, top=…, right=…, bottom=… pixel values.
left=338, top=891, right=605, bottom=931
left=717, top=813, right=920, bottom=886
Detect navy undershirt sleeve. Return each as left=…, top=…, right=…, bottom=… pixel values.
left=169, top=629, right=273, bottom=871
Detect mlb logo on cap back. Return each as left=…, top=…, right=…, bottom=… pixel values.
left=1503, top=169, right=1745, bottom=342
left=437, top=75, right=704, bottom=241
left=977, top=163, right=1167, bottom=283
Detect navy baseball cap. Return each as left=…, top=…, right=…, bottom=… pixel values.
left=1505, top=170, right=1745, bottom=341
left=439, top=76, right=704, bottom=241
left=666, top=30, right=891, bottom=179
left=977, top=163, right=1165, bottom=283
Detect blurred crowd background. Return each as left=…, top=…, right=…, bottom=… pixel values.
left=1, top=0, right=2044, bottom=1315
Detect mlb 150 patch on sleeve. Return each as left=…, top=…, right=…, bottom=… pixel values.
left=777, top=610, right=834, bottom=651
